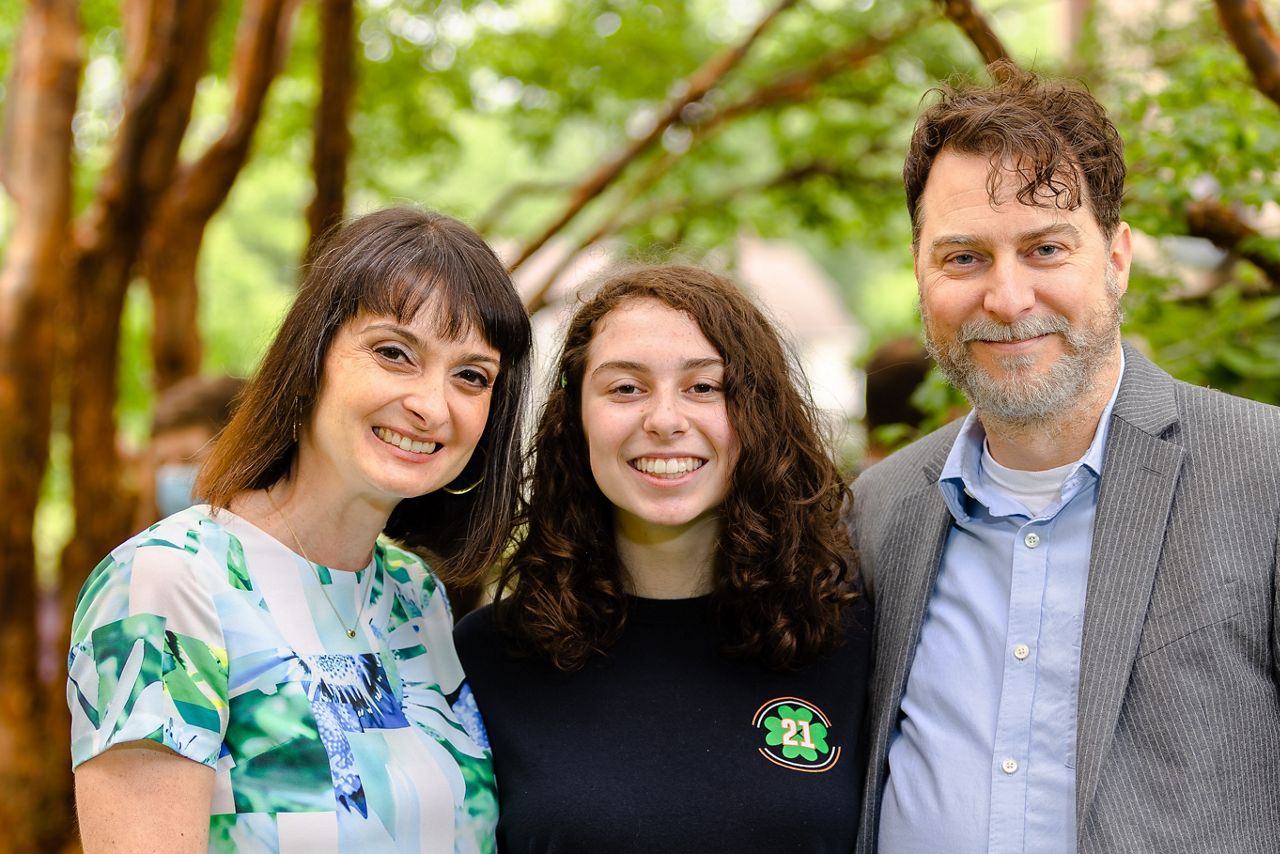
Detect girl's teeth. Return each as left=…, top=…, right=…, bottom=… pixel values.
left=633, top=457, right=704, bottom=475
left=376, top=427, right=437, bottom=454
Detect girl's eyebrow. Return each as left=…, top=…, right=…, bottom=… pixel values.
left=591, top=357, right=723, bottom=379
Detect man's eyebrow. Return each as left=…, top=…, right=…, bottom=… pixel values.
left=928, top=223, right=1084, bottom=254
left=928, top=234, right=984, bottom=254
left=1020, top=223, right=1083, bottom=244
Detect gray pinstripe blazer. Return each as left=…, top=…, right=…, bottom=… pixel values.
left=849, top=344, right=1280, bottom=853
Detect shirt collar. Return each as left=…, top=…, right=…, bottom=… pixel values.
left=938, top=348, right=1126, bottom=522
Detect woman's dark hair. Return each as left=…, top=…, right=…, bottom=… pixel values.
left=903, top=60, right=1126, bottom=244
left=198, top=207, right=532, bottom=585
left=495, top=264, right=855, bottom=671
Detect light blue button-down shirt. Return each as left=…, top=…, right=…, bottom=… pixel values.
left=879, top=357, right=1125, bottom=854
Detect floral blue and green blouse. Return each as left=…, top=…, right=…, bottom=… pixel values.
left=67, top=505, right=496, bottom=853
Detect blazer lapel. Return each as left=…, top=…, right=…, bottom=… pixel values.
left=1074, top=346, right=1185, bottom=830
left=862, top=442, right=955, bottom=850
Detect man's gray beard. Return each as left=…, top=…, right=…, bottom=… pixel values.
left=923, top=278, right=1123, bottom=426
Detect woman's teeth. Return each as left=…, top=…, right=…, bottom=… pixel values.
left=631, top=457, right=705, bottom=476
left=375, top=427, right=438, bottom=454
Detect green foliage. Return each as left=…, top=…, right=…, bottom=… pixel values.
left=5, top=0, right=1280, bottom=501
left=1092, top=3, right=1280, bottom=407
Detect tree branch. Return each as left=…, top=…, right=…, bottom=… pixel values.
left=705, top=11, right=924, bottom=131
left=934, top=0, right=1013, bottom=73
left=523, top=161, right=864, bottom=314
left=141, top=0, right=299, bottom=388
left=306, top=0, right=356, bottom=255
left=1186, top=198, right=1280, bottom=287
left=1214, top=0, right=1280, bottom=109
left=475, top=179, right=571, bottom=236
left=506, top=0, right=800, bottom=272
left=166, top=0, right=300, bottom=223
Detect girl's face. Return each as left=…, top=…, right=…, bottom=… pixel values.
left=300, top=303, right=500, bottom=513
left=580, top=298, right=739, bottom=539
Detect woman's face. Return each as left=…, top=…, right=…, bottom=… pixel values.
left=301, top=303, right=500, bottom=512
left=580, top=298, right=739, bottom=538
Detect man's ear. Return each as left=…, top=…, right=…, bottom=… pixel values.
left=1109, top=221, right=1133, bottom=296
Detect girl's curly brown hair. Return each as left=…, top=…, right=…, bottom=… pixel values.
left=495, top=264, right=857, bottom=671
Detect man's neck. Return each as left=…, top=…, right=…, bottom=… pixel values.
left=981, top=350, right=1123, bottom=471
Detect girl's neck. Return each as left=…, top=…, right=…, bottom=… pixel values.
left=615, top=512, right=719, bottom=599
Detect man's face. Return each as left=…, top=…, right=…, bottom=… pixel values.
left=913, top=149, right=1132, bottom=424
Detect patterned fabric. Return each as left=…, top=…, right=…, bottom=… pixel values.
left=68, top=505, right=497, bottom=853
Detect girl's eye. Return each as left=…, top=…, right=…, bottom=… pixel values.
left=611, top=383, right=641, bottom=396
left=689, top=382, right=719, bottom=395
left=457, top=368, right=493, bottom=389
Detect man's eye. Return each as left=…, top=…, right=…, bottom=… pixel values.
left=951, top=253, right=977, bottom=266
left=1033, top=244, right=1059, bottom=257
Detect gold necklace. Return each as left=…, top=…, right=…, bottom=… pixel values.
left=266, top=488, right=373, bottom=639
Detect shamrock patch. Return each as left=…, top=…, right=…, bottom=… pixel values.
left=753, top=697, right=840, bottom=772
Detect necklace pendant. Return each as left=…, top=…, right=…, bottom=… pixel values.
left=346, top=628, right=356, bottom=639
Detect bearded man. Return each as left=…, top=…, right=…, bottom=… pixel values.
left=848, top=63, right=1280, bottom=854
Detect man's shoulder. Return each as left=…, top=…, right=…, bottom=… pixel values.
left=1172, top=379, right=1280, bottom=434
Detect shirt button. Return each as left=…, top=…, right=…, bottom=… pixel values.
left=1023, top=532, right=1041, bottom=548
left=1001, top=758, right=1019, bottom=775
left=1013, top=643, right=1030, bottom=660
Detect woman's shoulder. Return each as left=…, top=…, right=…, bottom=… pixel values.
left=73, top=506, right=246, bottom=633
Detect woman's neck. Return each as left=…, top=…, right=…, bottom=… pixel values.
left=615, top=512, right=719, bottom=599
left=229, top=472, right=390, bottom=572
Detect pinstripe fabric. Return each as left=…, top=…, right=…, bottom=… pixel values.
left=850, top=345, right=1280, bottom=854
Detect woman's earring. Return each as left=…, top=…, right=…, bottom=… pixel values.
left=442, top=447, right=488, bottom=495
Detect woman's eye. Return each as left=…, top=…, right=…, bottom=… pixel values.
left=457, top=368, right=492, bottom=388
left=375, top=344, right=410, bottom=362
left=689, top=382, right=719, bottom=395
left=610, top=383, right=641, bottom=396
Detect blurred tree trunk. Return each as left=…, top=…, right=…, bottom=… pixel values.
left=306, top=0, right=355, bottom=258
left=54, top=8, right=221, bottom=811
left=142, top=0, right=300, bottom=391
left=0, top=5, right=80, bottom=849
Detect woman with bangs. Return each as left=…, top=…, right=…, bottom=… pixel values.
left=454, top=264, right=870, bottom=853
left=68, top=208, right=531, bottom=852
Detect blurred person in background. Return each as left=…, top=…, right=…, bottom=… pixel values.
left=133, top=374, right=247, bottom=528
left=861, top=335, right=932, bottom=467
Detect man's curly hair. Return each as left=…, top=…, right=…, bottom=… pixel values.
left=904, top=60, right=1126, bottom=245
left=494, top=264, right=858, bottom=672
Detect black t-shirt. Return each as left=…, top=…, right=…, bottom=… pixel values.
left=454, top=594, right=871, bottom=854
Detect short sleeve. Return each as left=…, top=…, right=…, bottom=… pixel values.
left=67, top=536, right=230, bottom=770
